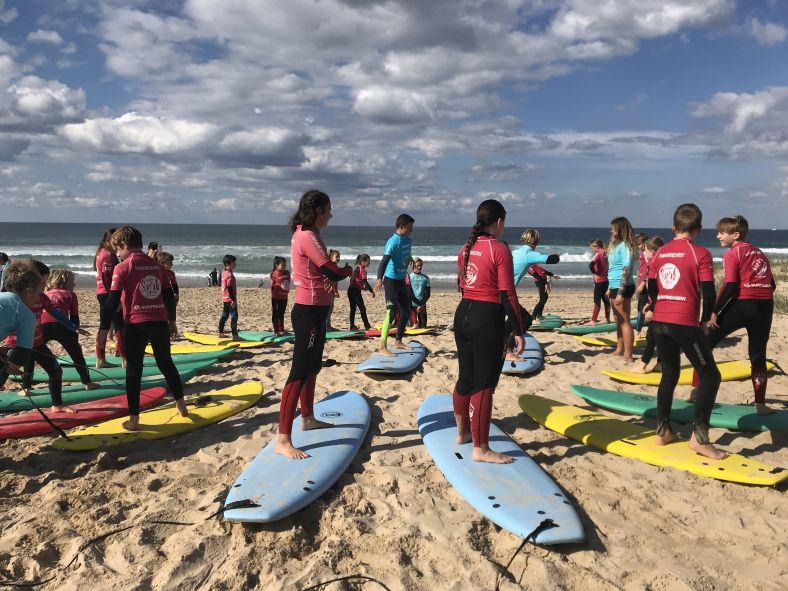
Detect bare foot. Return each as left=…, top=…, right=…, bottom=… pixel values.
left=18, top=388, right=30, bottom=397
left=392, top=341, right=413, bottom=351
left=755, top=403, right=776, bottom=416
left=175, top=399, right=189, bottom=418
left=629, top=361, right=650, bottom=374
left=689, top=432, right=728, bottom=460
left=623, top=356, right=634, bottom=363
left=95, top=359, right=113, bottom=368
left=301, top=416, right=333, bottom=430
left=84, top=382, right=100, bottom=391
left=472, top=446, right=513, bottom=464
left=654, top=427, right=677, bottom=446
left=456, top=432, right=472, bottom=445
left=218, top=332, right=227, bottom=338
left=504, top=352, right=521, bottom=362
left=122, top=417, right=140, bottom=431
left=275, top=435, right=309, bottom=459
left=377, top=347, right=395, bottom=357
left=51, top=405, right=77, bottom=414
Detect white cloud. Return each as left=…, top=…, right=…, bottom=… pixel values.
left=61, top=112, right=219, bottom=154
left=747, top=18, right=787, bottom=46
left=703, top=185, right=725, bottom=193
left=354, top=87, right=436, bottom=125
left=0, top=0, right=17, bottom=25
left=26, top=30, right=65, bottom=45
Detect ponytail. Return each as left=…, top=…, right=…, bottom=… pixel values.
left=462, top=199, right=507, bottom=280
left=289, top=189, right=331, bottom=233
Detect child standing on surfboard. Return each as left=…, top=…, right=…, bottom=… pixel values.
left=455, top=199, right=525, bottom=464
left=374, top=214, right=415, bottom=356
left=96, top=226, right=187, bottom=431
left=648, top=203, right=724, bottom=460
left=218, top=254, right=239, bottom=340
left=276, top=189, right=352, bottom=459
left=94, top=227, right=124, bottom=368
left=631, top=235, right=664, bottom=374
left=691, top=215, right=776, bottom=415
left=348, top=254, right=374, bottom=330
left=270, top=256, right=290, bottom=336
left=588, top=239, right=610, bottom=324
left=607, top=217, right=639, bottom=362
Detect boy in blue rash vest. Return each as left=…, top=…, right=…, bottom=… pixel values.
left=408, top=257, right=431, bottom=328
left=512, top=229, right=560, bottom=290
left=0, top=261, right=42, bottom=382
left=374, top=214, right=415, bottom=356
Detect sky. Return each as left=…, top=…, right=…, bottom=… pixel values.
left=0, top=0, right=787, bottom=227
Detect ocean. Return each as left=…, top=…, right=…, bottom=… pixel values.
left=1, top=222, right=786, bottom=290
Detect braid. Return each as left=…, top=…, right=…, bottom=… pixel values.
left=462, top=221, right=486, bottom=279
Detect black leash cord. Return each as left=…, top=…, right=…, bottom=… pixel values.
left=301, top=575, right=392, bottom=591
left=494, top=519, right=558, bottom=591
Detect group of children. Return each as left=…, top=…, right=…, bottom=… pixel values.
left=216, top=228, right=433, bottom=339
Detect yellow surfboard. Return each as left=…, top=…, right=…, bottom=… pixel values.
left=373, top=325, right=436, bottom=336
left=183, top=332, right=271, bottom=349
left=111, top=342, right=235, bottom=355
left=53, top=382, right=263, bottom=451
left=574, top=335, right=646, bottom=348
left=519, top=395, right=787, bottom=486
left=602, top=360, right=775, bottom=386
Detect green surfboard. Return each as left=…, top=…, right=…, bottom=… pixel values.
left=556, top=318, right=638, bottom=335
left=66, top=348, right=237, bottom=370
left=0, top=369, right=197, bottom=412
left=570, top=384, right=788, bottom=432
left=17, top=357, right=220, bottom=384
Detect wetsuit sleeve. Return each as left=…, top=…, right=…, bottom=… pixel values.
left=227, top=283, right=236, bottom=301
left=647, top=278, right=659, bottom=312
left=99, top=290, right=121, bottom=330
left=162, top=287, right=176, bottom=321
left=377, top=255, right=391, bottom=280
left=588, top=260, right=597, bottom=273
left=545, top=254, right=560, bottom=264
left=319, top=263, right=352, bottom=282
left=6, top=347, right=32, bottom=367
left=714, top=282, right=738, bottom=316
left=423, top=285, right=431, bottom=303
left=496, top=245, right=524, bottom=333
left=363, top=279, right=373, bottom=292
left=72, top=315, right=81, bottom=328
left=700, top=281, right=716, bottom=322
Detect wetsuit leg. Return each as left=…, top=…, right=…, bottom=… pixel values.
left=278, top=304, right=329, bottom=434
left=652, top=322, right=681, bottom=436
left=147, top=321, right=184, bottom=402
left=357, top=293, right=370, bottom=329
left=30, top=344, right=63, bottom=406
left=43, top=323, right=92, bottom=384
left=640, top=325, right=657, bottom=365
left=691, top=299, right=752, bottom=388
left=746, top=300, right=773, bottom=402
left=635, top=292, right=649, bottom=331
left=591, top=282, right=605, bottom=322
left=123, top=322, right=147, bottom=416
left=347, top=288, right=359, bottom=327
left=418, top=304, right=427, bottom=329
left=218, top=301, right=231, bottom=334
left=382, top=277, right=409, bottom=343
left=533, top=280, right=548, bottom=318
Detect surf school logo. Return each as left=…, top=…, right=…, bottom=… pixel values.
left=320, top=411, right=342, bottom=418
left=658, top=263, right=680, bottom=290
left=752, top=257, right=768, bottom=277
left=281, top=279, right=290, bottom=291
left=139, top=275, right=161, bottom=299
left=465, top=262, right=479, bottom=286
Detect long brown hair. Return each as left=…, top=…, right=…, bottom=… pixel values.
left=462, top=199, right=506, bottom=279
left=93, top=227, right=116, bottom=270
left=608, top=217, right=638, bottom=258
left=289, top=189, right=330, bottom=233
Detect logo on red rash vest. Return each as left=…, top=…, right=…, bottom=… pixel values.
left=139, top=275, right=161, bottom=299
left=465, top=263, right=479, bottom=286
left=658, top=263, right=680, bottom=290
left=281, top=279, right=290, bottom=291
left=752, top=257, right=768, bottom=277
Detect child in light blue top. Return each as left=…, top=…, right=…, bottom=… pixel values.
left=0, top=261, right=43, bottom=378
left=512, top=230, right=560, bottom=286
left=607, top=241, right=638, bottom=290
left=408, top=257, right=431, bottom=328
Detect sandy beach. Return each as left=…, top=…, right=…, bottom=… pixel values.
left=1, top=285, right=786, bottom=590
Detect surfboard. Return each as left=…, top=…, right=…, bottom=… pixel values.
left=573, top=335, right=647, bottom=348
left=556, top=318, right=638, bottom=335
left=53, top=382, right=263, bottom=451
left=602, top=360, right=775, bottom=386
left=371, top=325, right=437, bottom=337
left=238, top=330, right=294, bottom=343
left=17, top=357, right=220, bottom=384
left=570, top=385, right=788, bottom=432
left=417, top=394, right=584, bottom=543
left=111, top=342, right=234, bottom=355
left=529, top=315, right=564, bottom=331
left=183, top=332, right=270, bottom=348
left=223, top=390, right=371, bottom=523
left=519, top=394, right=787, bottom=486
left=356, top=341, right=427, bottom=374
left=0, top=369, right=197, bottom=413
left=72, top=348, right=236, bottom=369
left=0, top=388, right=168, bottom=440
left=502, top=333, right=543, bottom=376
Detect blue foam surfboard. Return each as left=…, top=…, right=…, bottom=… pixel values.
left=356, top=341, right=427, bottom=374
left=223, top=390, right=371, bottom=523
left=417, top=394, right=584, bottom=544
left=502, top=333, right=543, bottom=375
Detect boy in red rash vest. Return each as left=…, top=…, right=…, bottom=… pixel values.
left=94, top=228, right=124, bottom=367
left=97, top=226, right=187, bottom=431
left=690, top=215, right=776, bottom=415
left=218, top=254, right=239, bottom=339
left=455, top=199, right=525, bottom=464
left=276, top=190, right=352, bottom=460
left=588, top=238, right=610, bottom=323
left=648, top=203, right=725, bottom=460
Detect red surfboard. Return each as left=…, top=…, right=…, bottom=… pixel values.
left=0, top=388, right=167, bottom=440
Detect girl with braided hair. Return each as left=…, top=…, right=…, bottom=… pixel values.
left=453, top=199, right=525, bottom=464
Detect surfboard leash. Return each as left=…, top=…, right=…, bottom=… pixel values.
left=494, top=518, right=558, bottom=591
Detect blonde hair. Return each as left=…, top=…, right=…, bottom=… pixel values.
left=46, top=269, right=75, bottom=291
left=412, top=257, right=423, bottom=267
left=608, top=217, right=638, bottom=258
left=520, top=229, right=540, bottom=247
left=590, top=238, right=604, bottom=249
left=157, top=251, right=174, bottom=266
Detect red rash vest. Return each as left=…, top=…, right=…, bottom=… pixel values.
left=649, top=238, right=713, bottom=327
left=110, top=252, right=172, bottom=324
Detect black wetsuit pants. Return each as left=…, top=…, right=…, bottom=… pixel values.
left=347, top=288, right=370, bottom=329
left=124, top=321, right=184, bottom=416
left=706, top=299, right=772, bottom=368
left=42, top=323, right=91, bottom=384
left=383, top=277, right=409, bottom=341
left=219, top=301, right=238, bottom=334
left=7, top=344, right=63, bottom=405
left=271, top=298, right=287, bottom=333
left=454, top=299, right=505, bottom=394
left=652, top=321, right=720, bottom=442
left=533, top=279, right=549, bottom=318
